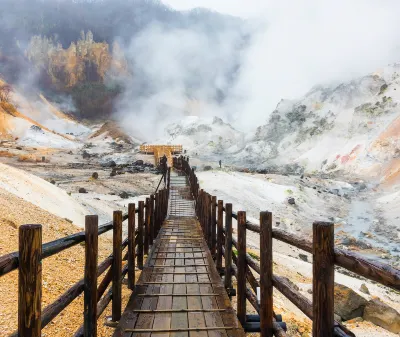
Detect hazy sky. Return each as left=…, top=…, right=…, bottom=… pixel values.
left=162, top=0, right=266, bottom=18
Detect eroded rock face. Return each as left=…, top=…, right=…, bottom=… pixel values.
left=334, top=283, right=368, bottom=321
left=363, top=299, right=400, bottom=334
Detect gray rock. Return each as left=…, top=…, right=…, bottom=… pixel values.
left=360, top=283, right=370, bottom=295
left=363, top=299, right=400, bottom=333
left=119, top=191, right=130, bottom=199
left=287, top=197, right=296, bottom=205
left=78, top=187, right=87, bottom=193
left=92, top=172, right=99, bottom=179
left=298, top=253, right=308, bottom=262
left=334, top=283, right=368, bottom=321
left=101, top=160, right=117, bottom=168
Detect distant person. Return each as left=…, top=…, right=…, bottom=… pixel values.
left=160, top=155, right=168, bottom=184
left=219, top=160, right=222, bottom=168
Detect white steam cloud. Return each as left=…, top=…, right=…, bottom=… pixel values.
left=116, top=0, right=400, bottom=139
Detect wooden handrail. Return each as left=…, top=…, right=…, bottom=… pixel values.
left=175, top=155, right=399, bottom=337
left=2, top=186, right=170, bottom=337
left=0, top=212, right=131, bottom=277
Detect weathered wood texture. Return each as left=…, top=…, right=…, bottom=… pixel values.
left=128, top=203, right=136, bottom=290
left=112, top=211, right=123, bottom=322
left=313, top=222, right=334, bottom=337
left=114, top=172, right=245, bottom=337
left=260, top=212, right=273, bottom=337
left=237, top=211, right=247, bottom=326
left=84, top=215, right=98, bottom=337
left=18, top=224, right=42, bottom=337
left=224, top=203, right=233, bottom=291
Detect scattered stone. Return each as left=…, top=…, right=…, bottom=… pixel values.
left=16, top=146, right=22, bottom=150
left=119, top=191, right=130, bottom=199
left=334, top=283, right=368, bottom=321
left=307, top=289, right=312, bottom=294
left=360, top=283, right=370, bottom=295
left=30, top=125, right=43, bottom=132
left=50, top=179, right=56, bottom=185
left=101, top=160, right=117, bottom=168
left=203, top=165, right=213, bottom=171
left=110, top=170, right=117, bottom=177
left=78, top=187, right=87, bottom=193
left=287, top=197, right=296, bottom=205
left=133, top=160, right=144, bottom=166
left=92, top=172, right=99, bottom=179
left=363, top=298, right=400, bottom=333
left=298, top=253, right=308, bottom=262
left=82, top=150, right=91, bottom=159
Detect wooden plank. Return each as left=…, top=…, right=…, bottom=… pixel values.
left=260, top=212, right=273, bottom=337
left=152, top=242, right=173, bottom=337
left=18, top=224, right=42, bottom=337
left=313, top=222, right=334, bottom=337
left=134, top=276, right=161, bottom=337
left=236, top=211, right=246, bottom=325
left=84, top=215, right=98, bottom=337
left=128, top=203, right=136, bottom=290
left=113, top=211, right=123, bottom=322
left=171, top=248, right=188, bottom=337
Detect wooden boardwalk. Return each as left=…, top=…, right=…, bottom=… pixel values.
left=113, top=173, right=246, bottom=337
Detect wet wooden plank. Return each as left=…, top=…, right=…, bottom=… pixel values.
left=151, top=243, right=173, bottom=337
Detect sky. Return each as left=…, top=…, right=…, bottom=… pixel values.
left=119, top=0, right=400, bottom=135
left=162, top=0, right=266, bottom=18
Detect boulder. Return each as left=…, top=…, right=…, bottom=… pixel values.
left=78, top=187, right=87, bottom=194
left=359, top=283, right=370, bottom=295
left=133, top=160, right=144, bottom=166
left=203, top=166, right=213, bottom=171
left=92, top=172, right=99, bottom=179
left=334, top=283, right=368, bottom=321
left=119, top=191, right=130, bottom=199
left=287, top=197, right=296, bottom=205
left=298, top=253, right=308, bottom=262
left=82, top=150, right=91, bottom=159
left=101, top=160, right=117, bottom=168
left=50, top=179, right=56, bottom=185
left=363, top=299, right=400, bottom=333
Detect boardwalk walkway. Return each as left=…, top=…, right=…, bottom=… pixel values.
left=114, top=172, right=246, bottom=337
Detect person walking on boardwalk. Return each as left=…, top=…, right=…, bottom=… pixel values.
left=160, top=155, right=168, bottom=185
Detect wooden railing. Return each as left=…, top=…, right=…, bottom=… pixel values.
left=174, top=155, right=400, bottom=337
left=0, top=188, right=170, bottom=337
left=139, top=144, right=183, bottom=154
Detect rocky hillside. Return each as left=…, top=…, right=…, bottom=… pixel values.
left=234, top=65, right=400, bottom=186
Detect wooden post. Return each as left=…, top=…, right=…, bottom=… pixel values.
left=112, top=211, right=122, bottom=322
left=224, top=204, right=233, bottom=291
left=154, top=192, right=159, bottom=237
left=260, top=212, right=273, bottom=337
left=138, top=201, right=144, bottom=269
left=144, top=198, right=150, bottom=255
left=313, top=222, right=334, bottom=337
left=84, top=215, right=98, bottom=337
left=167, top=167, right=171, bottom=191
left=149, top=195, right=155, bottom=246
left=19, top=224, right=42, bottom=337
left=211, top=196, right=217, bottom=257
left=216, top=200, right=224, bottom=270
left=237, top=211, right=247, bottom=325
left=128, top=203, right=136, bottom=290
